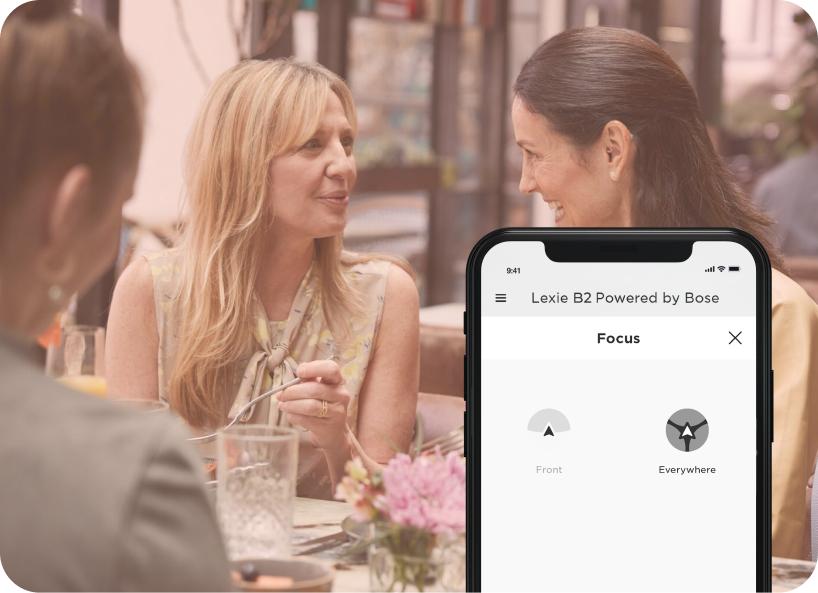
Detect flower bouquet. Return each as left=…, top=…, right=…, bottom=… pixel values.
left=335, top=450, right=466, bottom=592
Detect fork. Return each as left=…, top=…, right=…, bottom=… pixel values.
left=186, top=376, right=303, bottom=444
left=420, top=426, right=464, bottom=456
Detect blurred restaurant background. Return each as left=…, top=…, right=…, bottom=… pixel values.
left=71, top=0, right=817, bottom=399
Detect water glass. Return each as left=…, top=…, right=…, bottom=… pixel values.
left=45, top=325, right=107, bottom=397
left=217, top=425, right=298, bottom=560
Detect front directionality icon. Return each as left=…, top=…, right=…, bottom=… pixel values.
left=528, top=409, right=570, bottom=437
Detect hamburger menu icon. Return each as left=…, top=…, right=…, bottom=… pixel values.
left=527, top=408, right=570, bottom=437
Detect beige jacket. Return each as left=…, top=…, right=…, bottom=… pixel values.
left=771, top=269, right=818, bottom=559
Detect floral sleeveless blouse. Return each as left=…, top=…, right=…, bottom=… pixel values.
left=145, top=249, right=391, bottom=499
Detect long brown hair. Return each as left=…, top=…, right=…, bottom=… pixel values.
left=514, top=27, right=783, bottom=269
left=0, top=0, right=143, bottom=220
left=169, top=60, right=400, bottom=428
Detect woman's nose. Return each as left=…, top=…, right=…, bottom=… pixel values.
left=326, top=143, right=355, bottom=180
left=519, top=167, right=537, bottom=194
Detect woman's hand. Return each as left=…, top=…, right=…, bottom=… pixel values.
left=277, top=360, right=350, bottom=451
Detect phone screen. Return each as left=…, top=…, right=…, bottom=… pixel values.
left=473, top=237, right=767, bottom=592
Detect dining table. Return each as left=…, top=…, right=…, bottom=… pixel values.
left=292, top=497, right=466, bottom=592
left=773, top=556, right=815, bottom=592
left=292, top=497, right=369, bottom=592
left=275, top=499, right=817, bottom=592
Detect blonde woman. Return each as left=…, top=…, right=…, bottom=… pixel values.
left=106, top=60, right=419, bottom=499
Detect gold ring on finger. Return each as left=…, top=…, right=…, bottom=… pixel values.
left=319, top=399, right=329, bottom=418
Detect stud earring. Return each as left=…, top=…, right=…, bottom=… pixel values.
left=610, top=170, right=619, bottom=182
left=48, top=284, right=63, bottom=303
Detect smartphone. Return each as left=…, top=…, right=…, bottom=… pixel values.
left=465, top=229, right=772, bottom=592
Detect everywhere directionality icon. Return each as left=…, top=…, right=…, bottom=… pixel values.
left=666, top=409, right=709, bottom=452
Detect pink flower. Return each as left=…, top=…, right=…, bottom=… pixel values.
left=378, top=451, right=466, bottom=536
left=335, top=458, right=386, bottom=522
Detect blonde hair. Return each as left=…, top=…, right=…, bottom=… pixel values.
left=0, top=0, right=143, bottom=221
left=170, top=59, right=385, bottom=427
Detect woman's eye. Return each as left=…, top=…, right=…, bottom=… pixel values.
left=342, top=137, right=355, bottom=153
left=301, top=139, right=321, bottom=151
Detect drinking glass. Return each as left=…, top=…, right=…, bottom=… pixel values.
left=45, top=325, right=107, bottom=397
left=217, top=425, right=298, bottom=560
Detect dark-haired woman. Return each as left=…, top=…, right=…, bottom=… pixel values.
left=0, top=2, right=230, bottom=588
left=512, top=26, right=818, bottom=560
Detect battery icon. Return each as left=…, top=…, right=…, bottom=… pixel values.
left=728, top=266, right=740, bottom=272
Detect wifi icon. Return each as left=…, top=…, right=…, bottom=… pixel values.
left=717, top=266, right=726, bottom=272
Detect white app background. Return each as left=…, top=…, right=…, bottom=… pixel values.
left=479, top=241, right=758, bottom=592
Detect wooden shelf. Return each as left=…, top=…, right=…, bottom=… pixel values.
left=354, top=164, right=440, bottom=193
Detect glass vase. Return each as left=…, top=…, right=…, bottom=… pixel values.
left=368, top=524, right=463, bottom=592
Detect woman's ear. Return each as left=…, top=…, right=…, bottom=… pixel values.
left=47, top=165, right=92, bottom=245
left=601, top=120, right=634, bottom=182
left=37, top=164, right=92, bottom=286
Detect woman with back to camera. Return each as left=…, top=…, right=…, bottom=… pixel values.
left=510, top=26, right=818, bottom=560
left=0, top=1, right=230, bottom=589
left=106, top=59, right=419, bottom=499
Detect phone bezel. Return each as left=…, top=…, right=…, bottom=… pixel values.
left=465, top=228, right=773, bottom=592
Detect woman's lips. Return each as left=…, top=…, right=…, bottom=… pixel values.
left=318, top=194, right=349, bottom=207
